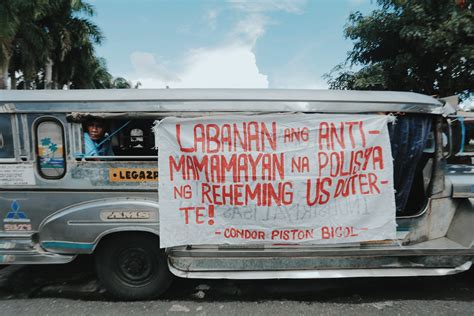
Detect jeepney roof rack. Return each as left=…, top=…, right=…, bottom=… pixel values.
left=0, top=88, right=449, bottom=115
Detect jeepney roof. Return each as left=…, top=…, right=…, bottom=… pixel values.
left=0, top=89, right=447, bottom=115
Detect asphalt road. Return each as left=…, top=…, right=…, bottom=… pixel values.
left=0, top=256, right=474, bottom=315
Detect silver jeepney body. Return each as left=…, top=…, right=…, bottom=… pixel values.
left=0, top=89, right=472, bottom=279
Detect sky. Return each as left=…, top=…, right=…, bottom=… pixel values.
left=90, top=0, right=377, bottom=90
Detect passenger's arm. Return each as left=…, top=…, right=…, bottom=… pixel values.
left=84, top=133, right=99, bottom=156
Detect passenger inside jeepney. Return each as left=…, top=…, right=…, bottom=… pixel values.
left=80, top=117, right=157, bottom=159
left=83, top=118, right=114, bottom=157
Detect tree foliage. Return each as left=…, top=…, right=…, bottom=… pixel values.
left=326, top=0, right=474, bottom=100
left=111, top=77, right=132, bottom=89
left=0, top=1, right=50, bottom=88
left=0, top=0, right=134, bottom=89
left=39, top=0, right=104, bottom=89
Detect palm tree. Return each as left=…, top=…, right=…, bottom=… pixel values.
left=1, top=0, right=107, bottom=90
left=65, top=46, right=112, bottom=89
left=40, top=138, right=51, bottom=147
left=11, top=16, right=50, bottom=89
left=0, top=0, right=21, bottom=89
left=89, top=56, right=113, bottom=89
left=40, top=0, right=104, bottom=89
left=49, top=143, right=58, bottom=159
left=112, top=77, right=132, bottom=89
left=0, top=1, right=51, bottom=89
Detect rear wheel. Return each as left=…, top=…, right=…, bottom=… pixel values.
left=95, top=233, right=173, bottom=300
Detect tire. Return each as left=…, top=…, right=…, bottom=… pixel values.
left=94, top=233, right=173, bottom=300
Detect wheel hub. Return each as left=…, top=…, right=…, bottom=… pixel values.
left=117, top=248, right=153, bottom=283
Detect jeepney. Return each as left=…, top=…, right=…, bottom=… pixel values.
left=0, top=89, right=472, bottom=301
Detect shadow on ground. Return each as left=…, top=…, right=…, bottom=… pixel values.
left=1, top=256, right=473, bottom=302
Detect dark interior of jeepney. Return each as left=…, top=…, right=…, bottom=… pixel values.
left=69, top=112, right=473, bottom=217
left=80, top=118, right=157, bottom=158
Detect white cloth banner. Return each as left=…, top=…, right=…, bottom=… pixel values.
left=155, top=114, right=396, bottom=248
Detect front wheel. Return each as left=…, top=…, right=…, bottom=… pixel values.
left=95, top=233, right=173, bottom=300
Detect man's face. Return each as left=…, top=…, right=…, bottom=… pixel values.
left=86, top=121, right=106, bottom=141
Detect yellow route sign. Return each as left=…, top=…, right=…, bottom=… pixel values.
left=109, top=168, right=158, bottom=182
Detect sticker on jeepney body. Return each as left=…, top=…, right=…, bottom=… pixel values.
left=0, top=164, right=35, bottom=186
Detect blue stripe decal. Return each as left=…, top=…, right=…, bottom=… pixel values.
left=42, top=241, right=94, bottom=250
left=459, top=116, right=465, bottom=154
left=396, top=227, right=411, bottom=232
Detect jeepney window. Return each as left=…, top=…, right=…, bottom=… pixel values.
left=35, top=119, right=66, bottom=179
left=461, top=118, right=474, bottom=154
left=448, top=116, right=474, bottom=164
left=0, top=114, right=15, bottom=159
left=388, top=114, right=434, bottom=215
left=81, top=119, right=157, bottom=160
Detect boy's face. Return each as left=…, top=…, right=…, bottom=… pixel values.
left=86, top=121, right=106, bottom=141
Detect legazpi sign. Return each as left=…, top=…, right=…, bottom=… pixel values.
left=109, top=168, right=158, bottom=182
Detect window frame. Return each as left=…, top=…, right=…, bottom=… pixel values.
left=0, top=114, right=20, bottom=162
left=79, top=118, right=158, bottom=161
left=34, top=117, right=67, bottom=179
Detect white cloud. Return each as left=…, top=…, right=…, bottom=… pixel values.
left=271, top=71, right=328, bottom=90
left=181, top=44, right=268, bottom=88
left=130, top=52, right=180, bottom=82
left=232, top=13, right=268, bottom=46
left=228, top=0, right=306, bottom=14
left=205, top=9, right=219, bottom=30
left=226, top=1, right=286, bottom=47
left=129, top=0, right=309, bottom=89
left=131, top=44, right=268, bottom=88
left=176, top=24, right=192, bottom=34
